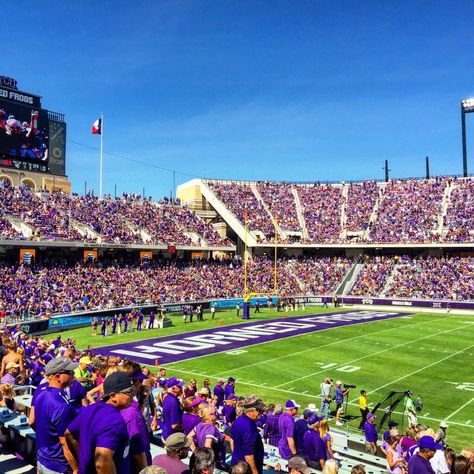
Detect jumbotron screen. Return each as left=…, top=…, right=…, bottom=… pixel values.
left=0, top=100, right=49, bottom=173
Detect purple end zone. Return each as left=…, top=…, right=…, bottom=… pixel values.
left=98, top=310, right=411, bottom=365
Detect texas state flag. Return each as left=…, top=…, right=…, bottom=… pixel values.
left=92, top=118, right=102, bottom=135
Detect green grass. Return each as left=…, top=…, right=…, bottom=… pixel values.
left=53, top=308, right=474, bottom=452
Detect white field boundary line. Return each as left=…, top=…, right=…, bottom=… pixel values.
left=208, top=314, right=450, bottom=376
left=162, top=365, right=474, bottom=430
left=445, top=397, right=474, bottom=421
left=276, top=323, right=471, bottom=388
left=352, top=343, right=474, bottom=402
left=155, top=312, right=439, bottom=374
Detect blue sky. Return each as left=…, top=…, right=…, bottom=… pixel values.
left=3, top=1, right=474, bottom=198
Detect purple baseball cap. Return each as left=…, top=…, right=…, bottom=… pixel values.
left=227, top=394, right=238, bottom=400
left=285, top=399, right=300, bottom=409
left=228, top=377, right=236, bottom=382
left=189, top=397, right=204, bottom=408
left=306, top=414, right=321, bottom=426
left=419, top=436, right=443, bottom=450
left=131, top=366, right=149, bottom=381
left=367, top=413, right=376, bottom=420
left=166, top=376, right=185, bottom=388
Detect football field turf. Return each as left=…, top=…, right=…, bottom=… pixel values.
left=55, top=307, right=474, bottom=451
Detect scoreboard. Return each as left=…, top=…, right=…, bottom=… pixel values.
left=0, top=76, right=66, bottom=176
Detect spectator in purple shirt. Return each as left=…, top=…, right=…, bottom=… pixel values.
left=303, top=414, right=326, bottom=470
left=65, top=372, right=135, bottom=474
left=188, top=404, right=229, bottom=471
left=152, top=432, right=191, bottom=474
left=162, top=377, right=185, bottom=440
left=33, top=356, right=79, bottom=474
left=118, top=362, right=151, bottom=473
left=364, top=413, right=378, bottom=455
left=278, top=400, right=300, bottom=460
left=408, top=436, right=443, bottom=474
left=213, top=378, right=225, bottom=409
left=294, top=409, right=313, bottom=455
left=183, top=397, right=204, bottom=435
left=263, top=403, right=282, bottom=447
left=225, top=377, right=236, bottom=399
left=230, top=396, right=265, bottom=474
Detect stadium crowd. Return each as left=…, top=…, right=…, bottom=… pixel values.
left=0, top=182, right=231, bottom=247
left=0, top=327, right=470, bottom=474
left=1, top=177, right=474, bottom=245
left=0, top=253, right=473, bottom=321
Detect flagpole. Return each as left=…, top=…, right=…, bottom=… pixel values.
left=99, top=112, right=104, bottom=199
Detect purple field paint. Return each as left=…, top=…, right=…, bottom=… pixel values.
left=98, top=310, right=410, bottom=365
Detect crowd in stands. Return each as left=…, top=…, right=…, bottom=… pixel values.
left=297, top=184, right=343, bottom=244
left=386, top=256, right=474, bottom=301
left=206, top=177, right=474, bottom=244
left=345, top=182, right=379, bottom=235
left=257, top=183, right=301, bottom=232
left=350, top=256, right=474, bottom=301
left=208, top=182, right=276, bottom=238
left=444, top=180, right=474, bottom=243
left=0, top=182, right=231, bottom=247
left=289, top=257, right=352, bottom=295
left=0, top=326, right=471, bottom=474
left=367, top=178, right=446, bottom=243
left=350, top=257, right=394, bottom=297
left=1, top=177, right=474, bottom=245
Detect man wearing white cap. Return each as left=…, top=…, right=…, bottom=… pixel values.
left=278, top=400, right=300, bottom=460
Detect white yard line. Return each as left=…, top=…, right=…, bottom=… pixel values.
left=277, top=323, right=471, bottom=389
left=445, top=398, right=474, bottom=421
left=352, top=343, right=474, bottom=402
left=210, top=315, right=448, bottom=376
left=164, top=365, right=474, bottom=430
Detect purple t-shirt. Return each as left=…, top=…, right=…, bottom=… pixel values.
left=152, top=454, right=190, bottom=474
left=182, top=413, right=200, bottom=436
left=121, top=400, right=152, bottom=466
left=213, top=384, right=224, bottom=407
left=224, top=383, right=235, bottom=399
left=408, top=453, right=436, bottom=474
left=231, top=413, right=264, bottom=473
left=35, top=386, right=76, bottom=473
left=67, top=401, right=130, bottom=474
left=223, top=404, right=236, bottom=425
left=194, top=422, right=227, bottom=469
left=303, top=430, right=326, bottom=465
left=162, top=393, right=183, bottom=440
left=364, top=421, right=378, bottom=443
left=64, top=380, right=87, bottom=415
left=278, top=412, right=295, bottom=460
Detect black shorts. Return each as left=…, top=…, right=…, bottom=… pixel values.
left=336, top=402, right=343, bottom=412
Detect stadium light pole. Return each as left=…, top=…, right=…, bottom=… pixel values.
left=461, top=98, right=474, bottom=177
left=274, top=216, right=278, bottom=294
left=425, top=156, right=430, bottom=179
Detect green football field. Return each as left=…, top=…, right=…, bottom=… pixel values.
left=53, top=307, right=474, bottom=451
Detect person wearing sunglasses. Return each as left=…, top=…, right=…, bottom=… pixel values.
left=33, top=356, right=79, bottom=474
left=231, top=396, right=265, bottom=474
left=65, top=372, right=135, bottom=474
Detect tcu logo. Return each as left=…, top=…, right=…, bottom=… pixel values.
left=0, top=76, right=18, bottom=89
left=362, top=299, right=373, bottom=305
left=22, top=325, right=30, bottom=333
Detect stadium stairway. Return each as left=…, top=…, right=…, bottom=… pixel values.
left=200, top=181, right=258, bottom=246
left=250, top=184, right=287, bottom=239
left=291, top=187, right=309, bottom=240
left=335, top=258, right=362, bottom=296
